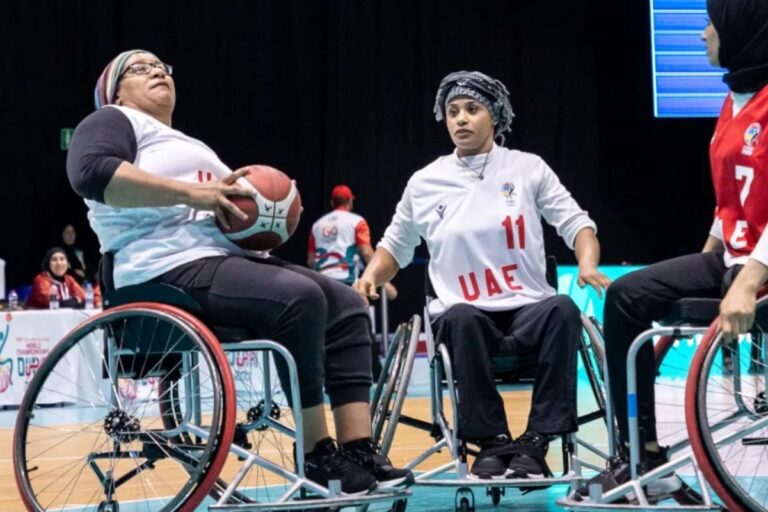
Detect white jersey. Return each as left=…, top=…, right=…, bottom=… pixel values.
left=379, top=144, right=596, bottom=317
left=85, top=105, right=249, bottom=288
left=309, top=209, right=369, bottom=284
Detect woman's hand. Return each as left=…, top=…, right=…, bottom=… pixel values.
left=353, top=278, right=380, bottom=305
left=187, top=168, right=253, bottom=229
left=577, top=264, right=612, bottom=298
left=719, top=285, right=756, bottom=341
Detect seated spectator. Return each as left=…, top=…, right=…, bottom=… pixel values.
left=27, top=247, right=97, bottom=309
left=61, top=224, right=91, bottom=285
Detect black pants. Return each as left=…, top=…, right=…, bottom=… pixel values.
left=432, top=295, right=581, bottom=440
left=153, top=255, right=374, bottom=409
left=603, top=251, right=727, bottom=448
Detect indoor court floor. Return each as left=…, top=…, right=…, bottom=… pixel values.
left=2, top=361, right=766, bottom=511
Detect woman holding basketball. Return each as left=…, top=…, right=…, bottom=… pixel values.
left=66, top=49, right=412, bottom=494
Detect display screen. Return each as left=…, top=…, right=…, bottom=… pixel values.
left=651, top=0, right=728, bottom=117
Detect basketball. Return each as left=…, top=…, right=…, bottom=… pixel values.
left=216, top=165, right=302, bottom=250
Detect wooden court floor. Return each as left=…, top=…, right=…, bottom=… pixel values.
left=1, top=388, right=608, bottom=511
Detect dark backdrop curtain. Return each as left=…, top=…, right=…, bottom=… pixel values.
left=0, top=0, right=717, bottom=327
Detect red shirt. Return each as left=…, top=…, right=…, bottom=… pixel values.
left=711, top=86, right=768, bottom=264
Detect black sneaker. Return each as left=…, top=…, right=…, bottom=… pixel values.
left=468, top=434, right=514, bottom=480
left=575, top=447, right=681, bottom=500
left=342, top=438, right=415, bottom=488
left=304, top=437, right=378, bottom=495
left=575, top=455, right=630, bottom=500
left=505, top=431, right=553, bottom=479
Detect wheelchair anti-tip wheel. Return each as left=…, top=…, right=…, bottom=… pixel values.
left=13, top=303, right=236, bottom=512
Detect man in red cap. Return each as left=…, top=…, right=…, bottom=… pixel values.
left=308, top=185, right=397, bottom=379
left=308, top=185, right=397, bottom=300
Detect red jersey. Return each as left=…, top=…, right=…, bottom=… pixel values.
left=711, top=85, right=768, bottom=266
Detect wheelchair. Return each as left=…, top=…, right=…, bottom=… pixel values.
left=559, top=290, right=768, bottom=511
left=13, top=254, right=409, bottom=512
left=369, top=258, right=614, bottom=512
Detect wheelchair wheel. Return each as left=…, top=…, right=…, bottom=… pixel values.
left=687, top=321, right=768, bottom=512
left=639, top=333, right=716, bottom=505
left=13, top=303, right=237, bottom=512
left=221, top=347, right=300, bottom=503
left=371, top=315, right=421, bottom=454
left=583, top=315, right=606, bottom=381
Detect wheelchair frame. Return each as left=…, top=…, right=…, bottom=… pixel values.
left=559, top=292, right=768, bottom=511
left=370, top=306, right=614, bottom=512
left=13, top=297, right=410, bottom=512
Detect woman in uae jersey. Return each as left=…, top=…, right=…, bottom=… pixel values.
left=355, top=70, right=610, bottom=481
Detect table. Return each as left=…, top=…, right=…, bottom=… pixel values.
left=0, top=308, right=100, bottom=407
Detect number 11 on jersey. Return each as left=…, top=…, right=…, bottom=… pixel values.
left=502, top=214, right=526, bottom=249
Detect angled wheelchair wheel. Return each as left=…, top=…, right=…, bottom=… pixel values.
left=687, top=318, right=768, bottom=512
left=219, top=347, right=300, bottom=504
left=13, top=303, right=236, bottom=512
left=371, top=315, right=421, bottom=454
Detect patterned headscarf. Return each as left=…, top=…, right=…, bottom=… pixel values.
left=433, top=71, right=515, bottom=141
left=93, top=49, right=154, bottom=109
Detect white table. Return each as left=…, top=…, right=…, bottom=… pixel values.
left=0, top=308, right=100, bottom=407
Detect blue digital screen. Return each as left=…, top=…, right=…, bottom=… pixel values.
left=650, top=0, right=728, bottom=117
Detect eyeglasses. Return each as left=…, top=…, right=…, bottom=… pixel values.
left=119, top=61, right=174, bottom=79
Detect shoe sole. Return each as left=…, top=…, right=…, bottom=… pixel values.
left=342, top=482, right=379, bottom=496
left=376, top=474, right=415, bottom=488
left=467, top=472, right=508, bottom=481
left=505, top=469, right=546, bottom=479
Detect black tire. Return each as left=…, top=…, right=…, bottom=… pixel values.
left=688, top=325, right=768, bottom=512
left=371, top=315, right=420, bottom=454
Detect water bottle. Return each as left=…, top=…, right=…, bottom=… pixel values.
left=7, top=289, right=18, bottom=310
left=49, top=286, right=60, bottom=310
left=84, top=282, right=94, bottom=309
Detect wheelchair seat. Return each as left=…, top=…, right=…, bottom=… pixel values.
left=660, top=298, right=720, bottom=326
left=104, top=282, right=252, bottom=343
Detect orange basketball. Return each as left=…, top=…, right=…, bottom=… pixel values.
left=216, top=165, right=302, bottom=250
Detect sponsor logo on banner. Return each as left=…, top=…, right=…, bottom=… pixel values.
left=0, top=319, right=13, bottom=393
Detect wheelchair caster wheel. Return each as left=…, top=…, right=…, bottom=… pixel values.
left=390, top=498, right=408, bottom=512
left=755, top=391, right=768, bottom=415
left=97, top=501, right=119, bottom=512
left=487, top=486, right=504, bottom=506
left=455, top=487, right=474, bottom=512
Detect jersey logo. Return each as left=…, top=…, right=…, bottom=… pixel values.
left=743, top=122, right=761, bottom=156
left=321, top=225, right=338, bottom=240
left=501, top=182, right=517, bottom=206
left=435, top=204, right=447, bottom=219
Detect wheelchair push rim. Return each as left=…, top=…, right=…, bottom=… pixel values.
left=13, top=303, right=237, bottom=512
left=686, top=290, right=768, bottom=512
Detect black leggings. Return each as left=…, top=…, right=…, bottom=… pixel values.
left=603, top=251, right=728, bottom=448
left=153, top=255, right=374, bottom=409
left=432, top=295, right=582, bottom=440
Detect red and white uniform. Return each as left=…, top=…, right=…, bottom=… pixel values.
left=709, top=86, right=768, bottom=268
left=309, top=208, right=371, bottom=284
left=379, top=144, right=596, bottom=317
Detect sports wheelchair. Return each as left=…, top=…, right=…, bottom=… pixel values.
left=559, top=290, right=768, bottom=511
left=369, top=258, right=613, bottom=512
left=13, top=254, right=409, bottom=512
